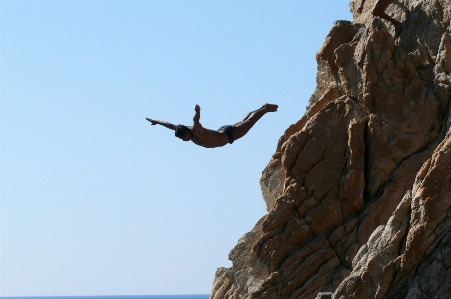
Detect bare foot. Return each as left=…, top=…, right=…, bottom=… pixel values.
left=394, top=22, right=403, bottom=39
left=263, top=103, right=278, bottom=112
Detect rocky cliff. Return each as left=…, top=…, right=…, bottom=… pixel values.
left=210, top=0, right=451, bottom=298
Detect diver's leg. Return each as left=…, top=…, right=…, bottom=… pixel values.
left=232, top=104, right=278, bottom=140
left=240, top=111, right=254, bottom=122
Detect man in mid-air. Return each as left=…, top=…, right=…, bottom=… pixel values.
left=357, top=0, right=403, bottom=38
left=146, top=103, right=278, bottom=148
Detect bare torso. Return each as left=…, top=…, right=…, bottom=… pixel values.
left=189, top=124, right=229, bottom=148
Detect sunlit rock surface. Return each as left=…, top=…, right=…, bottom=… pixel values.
left=210, top=0, right=451, bottom=298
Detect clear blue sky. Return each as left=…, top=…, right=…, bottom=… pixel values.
left=1, top=0, right=352, bottom=296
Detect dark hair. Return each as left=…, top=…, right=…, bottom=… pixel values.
left=175, top=125, right=189, bottom=138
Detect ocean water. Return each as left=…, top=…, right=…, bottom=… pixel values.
left=0, top=296, right=209, bottom=299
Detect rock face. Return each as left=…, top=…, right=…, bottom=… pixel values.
left=210, top=0, right=451, bottom=298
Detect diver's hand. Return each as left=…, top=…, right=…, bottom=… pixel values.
left=146, top=118, right=158, bottom=125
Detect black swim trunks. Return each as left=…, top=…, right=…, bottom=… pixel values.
left=218, top=125, right=234, bottom=144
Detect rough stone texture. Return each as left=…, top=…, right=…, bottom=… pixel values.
left=316, top=293, right=333, bottom=299
left=334, top=131, right=451, bottom=299
left=210, top=1, right=451, bottom=298
left=210, top=217, right=266, bottom=299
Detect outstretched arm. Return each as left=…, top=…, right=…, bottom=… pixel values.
left=146, top=118, right=177, bottom=130
left=192, top=104, right=203, bottom=132
left=193, top=104, right=200, bottom=124
left=357, top=0, right=366, bottom=13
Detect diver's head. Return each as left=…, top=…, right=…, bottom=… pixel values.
left=174, top=125, right=192, bottom=141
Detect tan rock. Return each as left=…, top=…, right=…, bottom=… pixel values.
left=210, top=217, right=272, bottom=299
left=334, top=131, right=451, bottom=299
left=210, top=1, right=451, bottom=298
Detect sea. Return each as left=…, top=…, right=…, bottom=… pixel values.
left=0, top=296, right=209, bottom=299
